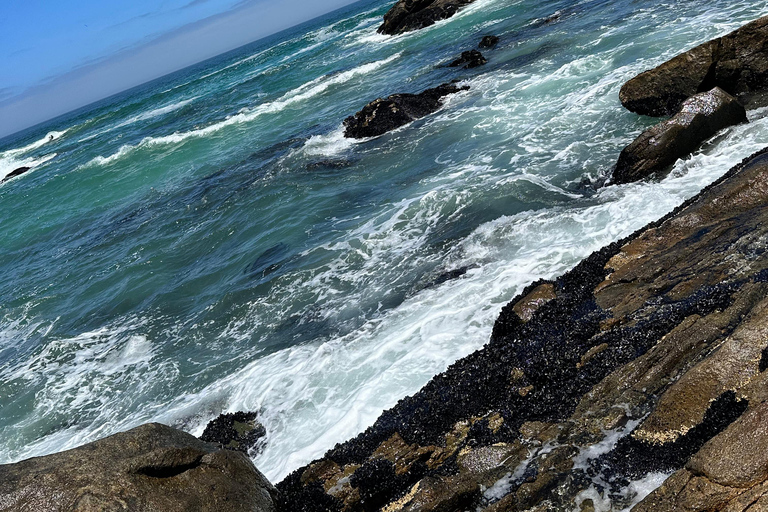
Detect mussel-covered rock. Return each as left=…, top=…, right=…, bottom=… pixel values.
left=200, top=411, right=267, bottom=454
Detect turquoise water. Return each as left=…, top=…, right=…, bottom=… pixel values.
left=1, top=0, right=767, bottom=484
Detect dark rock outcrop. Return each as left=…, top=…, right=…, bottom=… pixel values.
left=276, top=148, right=768, bottom=511
left=449, top=50, right=487, bottom=69
left=343, top=82, right=469, bottom=139
left=620, top=15, right=768, bottom=116
left=378, top=0, right=478, bottom=36
left=2, top=166, right=31, bottom=183
left=200, top=411, right=267, bottom=454
left=0, top=423, right=277, bottom=512
left=479, top=35, right=499, bottom=48
left=612, top=87, right=748, bottom=184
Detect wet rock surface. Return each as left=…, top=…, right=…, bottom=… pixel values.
left=343, top=82, right=469, bottom=139
left=276, top=148, right=768, bottom=511
left=2, top=167, right=31, bottom=183
left=449, top=50, right=487, bottom=69
left=620, top=15, right=768, bottom=116
left=479, top=35, right=499, bottom=48
left=0, top=423, right=277, bottom=512
left=200, top=411, right=267, bottom=454
left=378, top=0, right=478, bottom=36
left=613, top=87, right=747, bottom=184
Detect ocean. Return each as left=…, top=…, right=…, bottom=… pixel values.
left=1, top=0, right=766, bottom=488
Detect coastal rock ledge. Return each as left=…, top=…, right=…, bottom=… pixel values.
left=0, top=423, right=277, bottom=512
left=276, top=147, right=768, bottom=512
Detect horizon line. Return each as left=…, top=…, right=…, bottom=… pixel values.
left=0, top=0, right=377, bottom=144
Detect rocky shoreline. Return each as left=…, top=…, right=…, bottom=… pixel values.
left=4, top=5, right=768, bottom=512
left=11, top=145, right=768, bottom=512
left=273, top=144, right=768, bottom=511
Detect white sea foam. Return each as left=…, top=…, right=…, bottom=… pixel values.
left=573, top=416, right=643, bottom=471
left=0, top=130, right=67, bottom=159
left=0, top=130, right=66, bottom=181
left=81, top=53, right=402, bottom=168
left=573, top=472, right=671, bottom=512
left=0, top=153, right=57, bottom=183
left=112, top=97, right=199, bottom=130
left=302, top=127, right=356, bottom=157
left=76, top=98, right=200, bottom=144
left=0, top=317, right=172, bottom=459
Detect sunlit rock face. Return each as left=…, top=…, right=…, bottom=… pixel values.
left=0, top=423, right=277, bottom=512
left=613, top=87, right=748, bottom=184
left=619, top=15, right=768, bottom=117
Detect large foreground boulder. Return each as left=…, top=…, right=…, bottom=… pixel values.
left=620, top=15, right=768, bottom=116
left=343, top=82, right=469, bottom=139
left=0, top=423, right=277, bottom=512
left=613, top=87, right=747, bottom=184
left=378, top=0, right=477, bottom=35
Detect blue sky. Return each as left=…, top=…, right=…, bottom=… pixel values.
left=0, top=0, right=361, bottom=138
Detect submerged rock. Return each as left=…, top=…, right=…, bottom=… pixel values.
left=620, top=15, right=768, bottom=116
left=343, top=82, right=469, bottom=139
left=306, top=159, right=353, bottom=170
left=0, top=423, right=277, bottom=512
left=479, top=35, right=499, bottom=48
left=449, top=50, right=487, bottom=69
left=418, top=266, right=472, bottom=292
left=612, top=87, right=747, bottom=184
left=277, top=148, right=768, bottom=511
left=245, top=243, right=291, bottom=278
left=378, top=0, right=478, bottom=35
left=2, top=166, right=31, bottom=183
left=200, top=411, right=267, bottom=454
